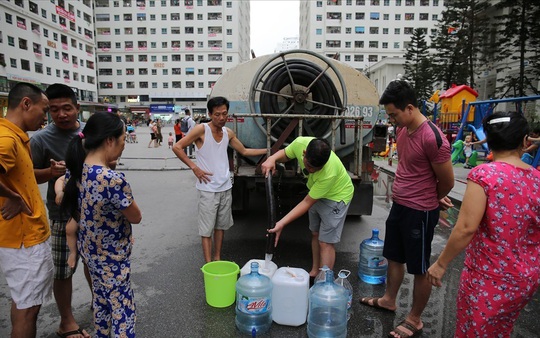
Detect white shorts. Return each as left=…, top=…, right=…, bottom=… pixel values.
left=198, top=189, right=234, bottom=237
left=0, top=241, right=54, bottom=309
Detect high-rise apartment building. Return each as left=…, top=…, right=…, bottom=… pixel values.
left=299, top=0, right=444, bottom=73
left=0, top=0, right=100, bottom=113
left=93, top=0, right=250, bottom=115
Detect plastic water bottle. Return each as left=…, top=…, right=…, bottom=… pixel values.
left=307, top=270, right=348, bottom=338
left=235, top=262, right=273, bottom=335
left=358, top=228, right=387, bottom=284
left=313, top=265, right=331, bottom=284
left=334, top=270, right=353, bottom=321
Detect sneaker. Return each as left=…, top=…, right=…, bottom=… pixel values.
left=463, top=164, right=472, bottom=169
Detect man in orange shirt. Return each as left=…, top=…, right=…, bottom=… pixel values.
left=0, top=82, right=53, bottom=337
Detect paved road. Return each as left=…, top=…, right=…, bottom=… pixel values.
left=0, top=126, right=538, bottom=337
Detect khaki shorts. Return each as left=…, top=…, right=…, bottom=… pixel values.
left=309, top=199, right=350, bottom=244
left=0, top=241, right=53, bottom=309
left=198, top=189, right=234, bottom=237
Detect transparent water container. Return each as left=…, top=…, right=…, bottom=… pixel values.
left=235, top=262, right=273, bottom=335
left=307, top=270, right=348, bottom=338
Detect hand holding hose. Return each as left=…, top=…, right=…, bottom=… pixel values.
left=261, top=158, right=276, bottom=178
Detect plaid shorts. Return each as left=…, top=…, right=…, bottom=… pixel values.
left=51, top=220, right=74, bottom=280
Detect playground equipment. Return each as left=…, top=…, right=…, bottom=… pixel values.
left=451, top=140, right=478, bottom=166
left=455, top=95, right=540, bottom=155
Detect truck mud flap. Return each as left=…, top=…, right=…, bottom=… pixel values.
left=348, top=181, right=373, bottom=216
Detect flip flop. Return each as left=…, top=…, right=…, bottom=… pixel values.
left=56, top=327, right=88, bottom=338
left=359, top=297, right=396, bottom=312
left=388, top=319, right=423, bottom=338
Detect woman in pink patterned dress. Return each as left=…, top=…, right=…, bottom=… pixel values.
left=427, top=111, right=540, bottom=337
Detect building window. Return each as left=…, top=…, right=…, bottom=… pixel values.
left=8, top=36, right=15, bottom=47
left=316, top=29, right=322, bottom=35
left=345, top=55, right=351, bottom=61
left=405, top=0, right=415, bottom=5
left=346, top=13, right=352, bottom=20
left=10, top=58, right=17, bottom=68
left=41, top=9, right=47, bottom=18
left=368, top=55, right=378, bottom=62
left=404, top=27, right=414, bottom=34
left=316, top=15, right=322, bottom=21
left=383, top=14, right=389, bottom=20
left=382, top=42, right=388, bottom=48
left=354, top=55, right=363, bottom=62
left=117, top=83, right=123, bottom=89
left=370, top=12, right=380, bottom=20
left=394, top=28, right=400, bottom=34
left=152, top=82, right=158, bottom=88
left=394, top=42, right=400, bottom=48
left=432, top=14, right=438, bottom=20
left=21, top=59, right=30, bottom=71
left=5, top=13, right=13, bottom=24
left=354, top=41, right=364, bottom=48
left=370, top=27, right=379, bottom=34
left=186, top=81, right=194, bottom=88
left=173, top=81, right=181, bottom=88
left=346, top=27, right=352, bottom=34
left=383, top=28, right=388, bottom=34
left=345, top=41, right=351, bottom=48
left=316, top=42, right=322, bottom=49
left=227, top=56, right=232, bottom=62
left=356, top=13, right=365, bottom=20
left=226, top=15, right=232, bottom=21
left=226, top=42, right=232, bottom=48
left=369, top=41, right=378, bottom=48
left=405, top=13, right=414, bottom=20
left=316, top=1, right=322, bottom=7
left=355, top=26, right=365, bottom=34
left=198, top=82, right=204, bottom=88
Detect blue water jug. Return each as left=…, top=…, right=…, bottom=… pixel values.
left=358, top=228, right=387, bottom=284
left=235, top=262, right=273, bottom=335
left=307, top=270, right=348, bottom=338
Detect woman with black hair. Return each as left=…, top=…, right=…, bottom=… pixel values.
left=62, top=112, right=142, bottom=338
left=428, top=111, right=540, bottom=337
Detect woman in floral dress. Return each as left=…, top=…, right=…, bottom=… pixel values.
left=427, top=111, right=540, bottom=337
left=62, top=112, right=142, bottom=337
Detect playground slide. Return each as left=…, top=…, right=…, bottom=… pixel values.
left=467, top=125, right=489, bottom=152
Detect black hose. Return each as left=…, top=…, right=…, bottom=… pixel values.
left=259, top=59, right=343, bottom=143
left=265, top=173, right=276, bottom=255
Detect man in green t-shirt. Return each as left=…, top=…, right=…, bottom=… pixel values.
left=261, top=137, right=353, bottom=280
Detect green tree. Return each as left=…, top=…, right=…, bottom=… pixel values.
left=492, top=0, right=540, bottom=96
left=404, top=28, right=435, bottom=101
left=431, top=0, right=492, bottom=89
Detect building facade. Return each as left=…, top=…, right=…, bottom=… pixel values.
left=299, top=0, right=444, bottom=73
left=0, top=0, right=103, bottom=116
left=93, top=0, right=250, bottom=116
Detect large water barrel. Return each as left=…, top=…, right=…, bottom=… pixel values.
left=210, top=50, right=381, bottom=157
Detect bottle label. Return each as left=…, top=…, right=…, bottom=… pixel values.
left=367, top=256, right=388, bottom=268
left=237, top=295, right=271, bottom=315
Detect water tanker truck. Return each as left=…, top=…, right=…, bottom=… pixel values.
left=211, top=50, right=386, bottom=215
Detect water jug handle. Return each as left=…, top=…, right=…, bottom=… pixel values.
left=338, top=269, right=351, bottom=278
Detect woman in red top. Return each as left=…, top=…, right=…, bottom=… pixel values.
left=173, top=119, right=183, bottom=143
left=428, top=111, right=540, bottom=337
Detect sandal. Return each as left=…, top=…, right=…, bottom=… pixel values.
left=359, top=297, right=396, bottom=312
left=388, top=320, right=422, bottom=338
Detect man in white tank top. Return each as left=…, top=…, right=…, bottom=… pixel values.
left=172, top=97, right=266, bottom=263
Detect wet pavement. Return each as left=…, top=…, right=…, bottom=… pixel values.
left=0, top=125, right=538, bottom=337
